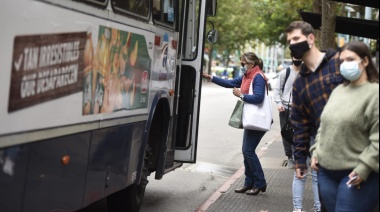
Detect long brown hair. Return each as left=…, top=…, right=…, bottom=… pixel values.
left=340, top=41, right=379, bottom=85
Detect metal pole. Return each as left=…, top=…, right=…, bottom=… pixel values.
left=346, top=11, right=350, bottom=43
left=265, top=46, right=270, bottom=73
left=363, top=7, right=373, bottom=46
left=270, top=46, right=274, bottom=73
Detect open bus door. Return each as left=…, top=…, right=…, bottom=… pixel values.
left=174, top=0, right=217, bottom=163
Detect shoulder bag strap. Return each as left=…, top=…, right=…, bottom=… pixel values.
left=281, top=67, right=291, bottom=94
left=249, top=72, right=269, bottom=96
left=285, top=92, right=292, bottom=122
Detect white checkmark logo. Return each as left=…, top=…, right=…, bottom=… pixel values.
left=14, top=54, right=23, bottom=71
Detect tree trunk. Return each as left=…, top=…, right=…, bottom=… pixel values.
left=208, top=46, right=213, bottom=75
left=338, top=3, right=347, bottom=16
left=320, top=0, right=337, bottom=50
left=313, top=0, right=322, bottom=46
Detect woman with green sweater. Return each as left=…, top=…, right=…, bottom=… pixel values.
left=310, top=41, right=379, bottom=212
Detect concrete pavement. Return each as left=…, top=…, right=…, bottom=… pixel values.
left=196, top=135, right=317, bottom=212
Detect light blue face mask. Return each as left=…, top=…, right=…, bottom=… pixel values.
left=241, top=66, right=247, bottom=74
left=340, top=60, right=363, bottom=81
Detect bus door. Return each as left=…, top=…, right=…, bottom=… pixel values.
left=174, top=0, right=210, bottom=163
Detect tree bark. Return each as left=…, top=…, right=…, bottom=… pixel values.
left=208, top=46, right=213, bottom=75
left=338, top=3, right=347, bottom=16
left=313, top=0, right=322, bottom=46
left=320, top=0, right=337, bottom=50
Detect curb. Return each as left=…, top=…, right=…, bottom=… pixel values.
left=195, top=133, right=281, bottom=212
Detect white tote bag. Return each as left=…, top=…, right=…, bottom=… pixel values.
left=242, top=74, right=273, bottom=131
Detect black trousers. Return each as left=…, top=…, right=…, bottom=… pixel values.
left=279, top=110, right=293, bottom=158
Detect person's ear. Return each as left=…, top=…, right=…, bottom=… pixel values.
left=308, top=34, right=315, bottom=47
left=362, top=56, right=370, bottom=68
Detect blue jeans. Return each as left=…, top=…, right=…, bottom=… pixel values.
left=293, top=136, right=321, bottom=211
left=318, top=167, right=379, bottom=212
left=293, top=169, right=321, bottom=211
left=242, top=129, right=266, bottom=188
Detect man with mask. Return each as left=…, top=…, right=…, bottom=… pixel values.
left=285, top=21, right=344, bottom=212
left=273, top=55, right=301, bottom=168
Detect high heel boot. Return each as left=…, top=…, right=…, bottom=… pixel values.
left=246, top=185, right=267, bottom=195
left=234, top=186, right=253, bottom=193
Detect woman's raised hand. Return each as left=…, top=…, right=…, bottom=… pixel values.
left=202, top=72, right=212, bottom=81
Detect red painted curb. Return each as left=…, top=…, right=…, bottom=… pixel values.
left=195, top=134, right=281, bottom=212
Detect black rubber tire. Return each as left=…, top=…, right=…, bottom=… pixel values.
left=107, top=175, right=148, bottom=212
left=107, top=152, right=149, bottom=212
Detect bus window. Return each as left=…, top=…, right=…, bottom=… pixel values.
left=182, top=0, right=200, bottom=60
left=78, top=0, right=108, bottom=7
left=153, top=0, right=176, bottom=26
left=83, top=0, right=107, bottom=3
left=152, top=0, right=161, bottom=20
left=112, top=0, right=150, bottom=18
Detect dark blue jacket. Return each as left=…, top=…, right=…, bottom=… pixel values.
left=211, top=74, right=266, bottom=104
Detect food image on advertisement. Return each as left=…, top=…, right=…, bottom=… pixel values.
left=82, top=26, right=151, bottom=115
left=93, top=73, right=105, bottom=114
left=83, top=66, right=93, bottom=115
left=130, top=40, right=139, bottom=67
left=141, top=71, right=149, bottom=93
left=130, top=79, right=136, bottom=106
left=83, top=32, right=94, bottom=115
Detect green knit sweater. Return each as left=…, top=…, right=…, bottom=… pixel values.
left=310, top=82, right=379, bottom=181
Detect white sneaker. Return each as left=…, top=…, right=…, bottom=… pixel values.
left=287, top=159, right=295, bottom=169
left=293, top=209, right=305, bottom=212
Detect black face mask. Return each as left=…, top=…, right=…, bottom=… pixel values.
left=289, top=40, right=310, bottom=59
left=292, top=59, right=302, bottom=67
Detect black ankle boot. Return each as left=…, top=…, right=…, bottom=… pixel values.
left=234, top=186, right=253, bottom=193
left=246, top=185, right=267, bottom=195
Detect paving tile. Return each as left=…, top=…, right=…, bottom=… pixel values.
left=208, top=139, right=317, bottom=212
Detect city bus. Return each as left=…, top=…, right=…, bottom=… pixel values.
left=0, top=0, right=217, bottom=211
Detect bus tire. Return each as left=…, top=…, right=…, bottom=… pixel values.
left=107, top=153, right=150, bottom=212
left=106, top=184, right=143, bottom=212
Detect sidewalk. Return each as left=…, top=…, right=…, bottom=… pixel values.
left=197, top=136, right=317, bottom=212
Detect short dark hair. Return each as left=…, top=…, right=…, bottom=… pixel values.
left=285, top=21, right=315, bottom=37
left=340, top=41, right=379, bottom=85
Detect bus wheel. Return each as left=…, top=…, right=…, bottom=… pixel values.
left=107, top=150, right=150, bottom=212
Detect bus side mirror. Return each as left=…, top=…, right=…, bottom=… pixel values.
left=207, top=29, right=218, bottom=44
left=206, top=0, right=217, bottom=16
